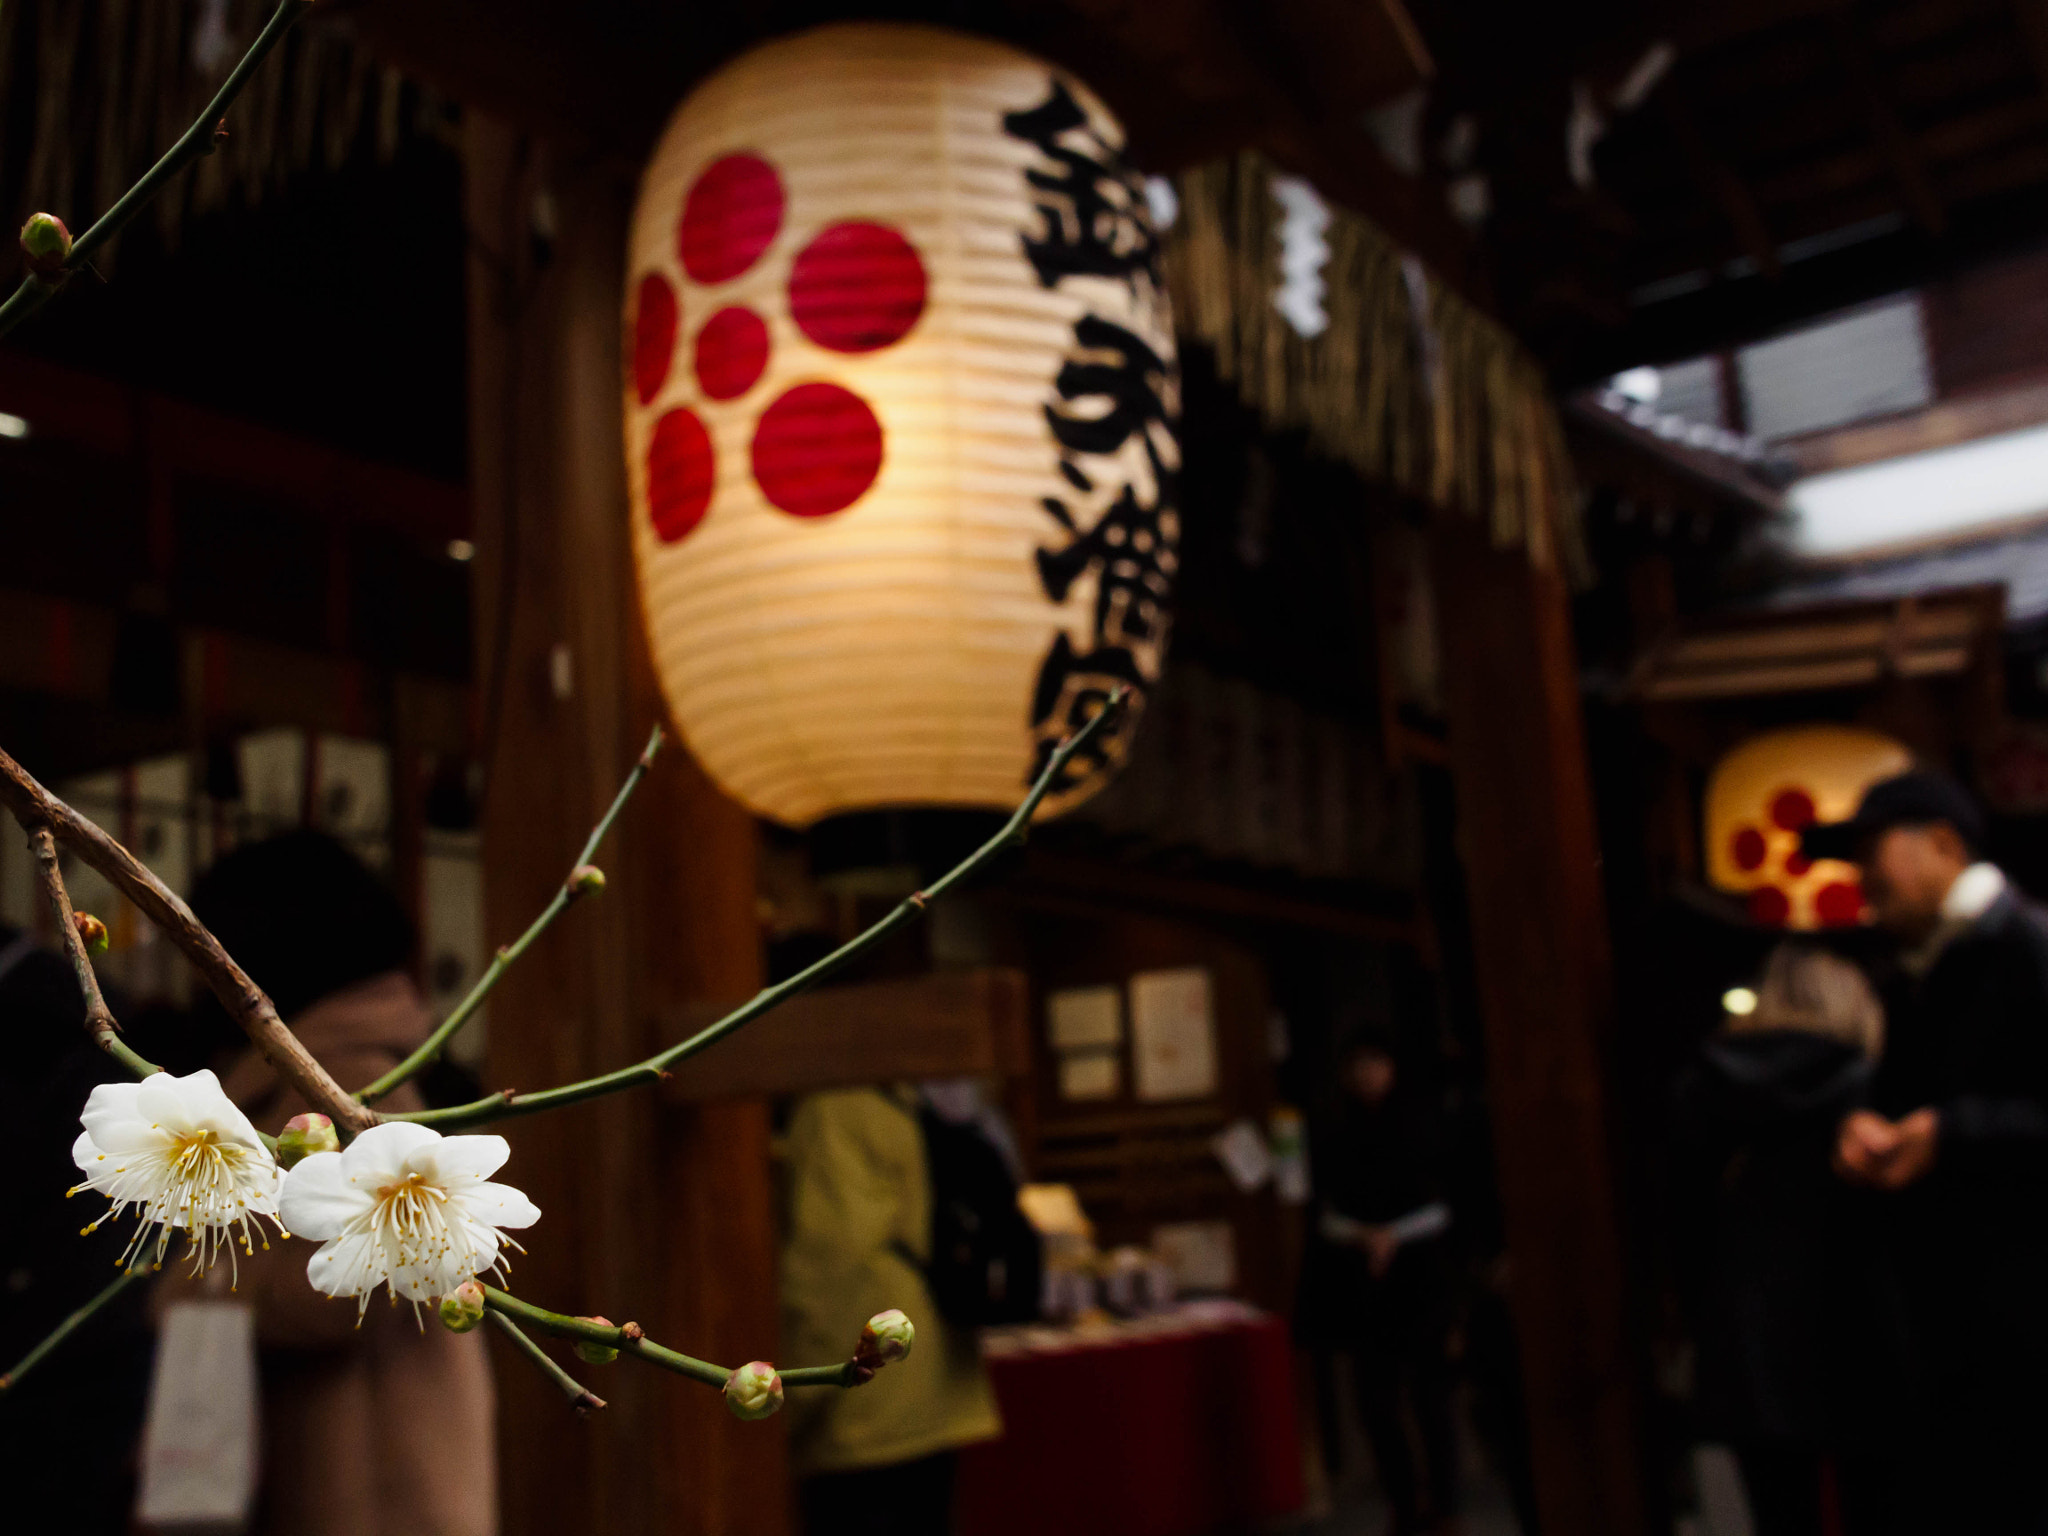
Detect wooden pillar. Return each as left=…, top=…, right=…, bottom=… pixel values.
left=1430, top=522, right=1644, bottom=1536
left=465, top=118, right=785, bottom=1536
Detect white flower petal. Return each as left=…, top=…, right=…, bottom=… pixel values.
left=306, top=1228, right=387, bottom=1299
left=338, top=1121, right=442, bottom=1185
left=78, top=1082, right=156, bottom=1154
left=278, top=1151, right=364, bottom=1239
left=421, top=1133, right=511, bottom=1186
left=133, top=1072, right=197, bottom=1135
left=453, top=1181, right=541, bottom=1230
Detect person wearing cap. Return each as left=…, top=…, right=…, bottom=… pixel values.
left=1803, top=770, right=2048, bottom=1529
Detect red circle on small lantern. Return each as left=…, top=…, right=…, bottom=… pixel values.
left=1748, top=885, right=1791, bottom=927
left=679, top=153, right=785, bottom=285
left=751, top=382, right=883, bottom=517
left=696, top=305, right=770, bottom=400
left=1731, top=826, right=1768, bottom=872
left=1785, top=851, right=1814, bottom=877
left=788, top=222, right=927, bottom=353
left=632, top=273, right=678, bottom=406
left=1770, top=787, right=1818, bottom=831
left=647, top=408, right=715, bottom=543
left=1815, top=880, right=1865, bottom=927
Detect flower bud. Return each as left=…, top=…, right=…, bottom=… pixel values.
left=573, top=1316, right=619, bottom=1364
left=19, top=213, right=71, bottom=278
left=438, top=1280, right=487, bottom=1333
left=723, top=1360, right=784, bottom=1421
left=274, top=1112, right=339, bottom=1168
left=74, top=912, right=109, bottom=954
left=567, top=864, right=605, bottom=898
left=856, top=1308, right=915, bottom=1369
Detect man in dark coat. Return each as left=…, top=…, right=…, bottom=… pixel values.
left=1808, top=772, right=2048, bottom=1531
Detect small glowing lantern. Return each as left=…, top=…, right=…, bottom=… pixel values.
left=1705, top=724, right=1912, bottom=929
left=623, top=23, right=1179, bottom=825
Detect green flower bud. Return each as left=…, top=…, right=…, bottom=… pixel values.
left=73, top=912, right=109, bottom=954
left=573, top=1316, right=619, bottom=1364
left=856, top=1308, right=915, bottom=1369
left=438, top=1280, right=487, bottom=1333
left=567, top=864, right=605, bottom=897
left=274, top=1112, right=339, bottom=1169
left=723, top=1360, right=784, bottom=1421
left=19, top=213, right=71, bottom=278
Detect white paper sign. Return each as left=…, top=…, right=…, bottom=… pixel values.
left=1049, top=985, right=1123, bottom=1050
left=1211, top=1118, right=1273, bottom=1192
left=1130, top=967, right=1217, bottom=1101
left=138, top=1301, right=258, bottom=1532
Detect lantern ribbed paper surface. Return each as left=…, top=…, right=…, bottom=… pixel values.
left=1705, top=724, right=1912, bottom=930
left=625, top=23, right=1179, bottom=826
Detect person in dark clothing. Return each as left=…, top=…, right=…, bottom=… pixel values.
left=1672, top=944, right=1910, bottom=1536
left=1304, top=1031, right=1462, bottom=1536
left=0, top=924, right=156, bottom=1536
left=1808, top=772, right=2048, bottom=1532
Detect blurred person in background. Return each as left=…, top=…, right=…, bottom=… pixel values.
left=781, top=1080, right=1009, bottom=1536
left=1672, top=943, right=1909, bottom=1535
left=162, top=830, right=497, bottom=1536
left=1812, top=773, right=2048, bottom=1532
left=1300, top=1026, right=1461, bottom=1536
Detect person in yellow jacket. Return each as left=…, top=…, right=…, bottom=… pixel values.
left=782, top=1085, right=1002, bottom=1535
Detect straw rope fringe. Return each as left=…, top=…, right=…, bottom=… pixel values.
left=1166, top=153, right=1589, bottom=584
left=0, top=0, right=446, bottom=269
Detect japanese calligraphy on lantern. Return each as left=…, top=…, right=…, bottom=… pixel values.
left=623, top=24, right=1179, bottom=826
left=1003, top=81, right=1181, bottom=797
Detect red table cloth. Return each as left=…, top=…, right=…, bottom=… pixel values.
left=955, top=1303, right=1304, bottom=1536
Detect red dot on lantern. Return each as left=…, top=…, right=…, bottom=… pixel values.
left=647, top=408, right=715, bottom=543
left=752, top=382, right=883, bottom=518
left=788, top=222, right=927, bottom=354
left=678, top=154, right=784, bottom=285
left=1815, top=880, right=1865, bottom=927
left=1748, top=885, right=1791, bottom=927
left=695, top=305, right=770, bottom=401
left=631, top=273, right=678, bottom=406
left=1785, top=851, right=1814, bottom=877
left=1770, top=787, right=1818, bottom=831
left=1731, top=826, right=1767, bottom=872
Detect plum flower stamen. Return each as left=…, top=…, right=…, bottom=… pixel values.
left=69, top=1069, right=284, bottom=1285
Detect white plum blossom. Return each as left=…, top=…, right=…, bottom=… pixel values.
left=280, top=1121, right=539, bottom=1315
left=69, top=1068, right=284, bottom=1277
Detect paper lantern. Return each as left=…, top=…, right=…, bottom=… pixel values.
left=623, top=23, right=1179, bottom=826
left=1705, top=725, right=1912, bottom=929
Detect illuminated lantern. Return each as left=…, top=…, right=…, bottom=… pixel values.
left=623, top=23, right=1179, bottom=825
left=1705, top=725, right=1912, bottom=929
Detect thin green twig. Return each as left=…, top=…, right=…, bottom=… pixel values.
left=481, top=1286, right=866, bottom=1391
left=390, top=689, right=1128, bottom=1133
left=0, top=1, right=313, bottom=340
left=486, top=1307, right=607, bottom=1415
left=358, top=725, right=664, bottom=1104
left=0, top=1264, right=149, bottom=1393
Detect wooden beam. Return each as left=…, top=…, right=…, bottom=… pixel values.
left=661, top=970, right=1032, bottom=1101
left=1429, top=519, right=1645, bottom=1536
left=1784, top=374, right=2048, bottom=472
left=1829, top=4, right=1948, bottom=235
left=464, top=116, right=785, bottom=1536
left=1661, top=80, right=1781, bottom=279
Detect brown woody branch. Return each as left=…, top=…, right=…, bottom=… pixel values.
left=25, top=827, right=159, bottom=1079
left=0, top=745, right=373, bottom=1134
